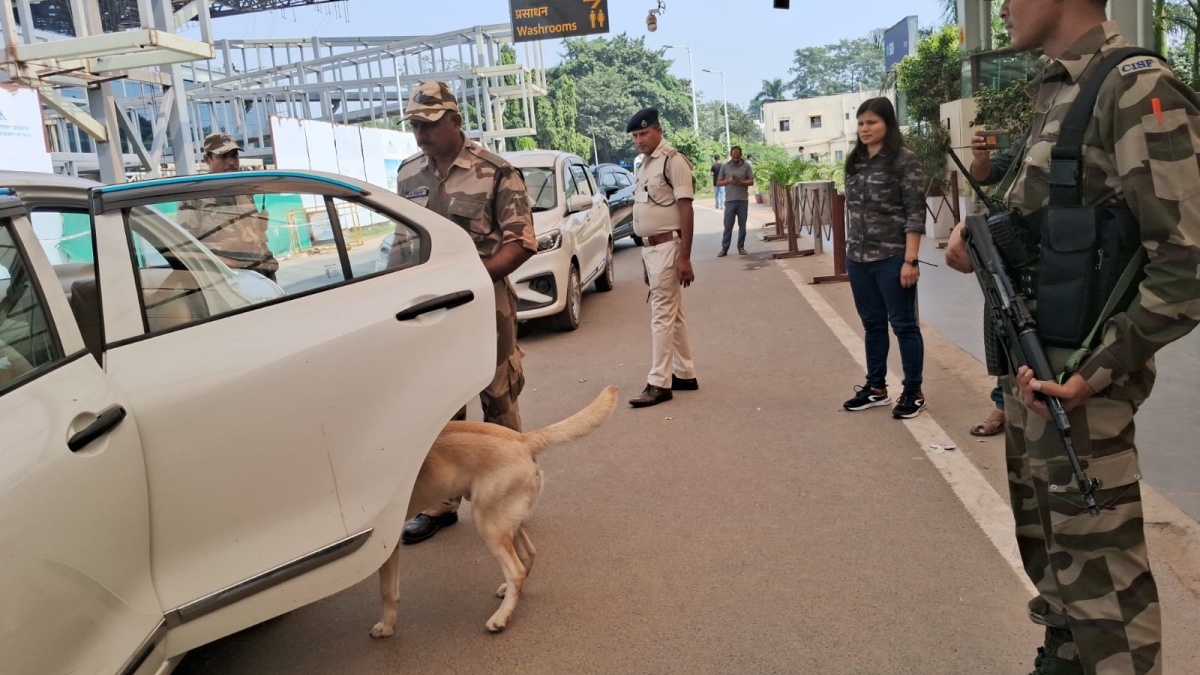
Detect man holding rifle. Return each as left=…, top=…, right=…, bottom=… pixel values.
left=946, top=1, right=1200, bottom=673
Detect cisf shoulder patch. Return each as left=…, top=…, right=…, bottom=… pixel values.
left=1118, top=57, right=1161, bottom=77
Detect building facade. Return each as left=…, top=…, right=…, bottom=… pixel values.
left=762, top=91, right=895, bottom=163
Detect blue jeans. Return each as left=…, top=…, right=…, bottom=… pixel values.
left=847, top=254, right=924, bottom=392
left=714, top=185, right=725, bottom=208
left=721, top=200, right=748, bottom=252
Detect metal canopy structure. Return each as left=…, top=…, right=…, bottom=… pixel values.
left=180, top=25, right=547, bottom=157
left=2, top=0, right=546, bottom=183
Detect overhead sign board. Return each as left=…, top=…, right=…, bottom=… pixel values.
left=884, top=15, right=919, bottom=73
left=509, top=0, right=610, bottom=43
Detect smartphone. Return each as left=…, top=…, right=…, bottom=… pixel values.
left=978, top=130, right=1012, bottom=150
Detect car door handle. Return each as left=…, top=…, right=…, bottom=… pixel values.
left=395, top=290, right=475, bottom=321
left=68, top=405, right=128, bottom=453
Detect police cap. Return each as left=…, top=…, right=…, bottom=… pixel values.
left=626, top=107, right=660, bottom=133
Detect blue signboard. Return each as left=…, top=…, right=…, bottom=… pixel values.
left=884, top=16, right=919, bottom=73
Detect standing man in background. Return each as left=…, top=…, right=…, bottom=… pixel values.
left=717, top=145, right=754, bottom=257
left=710, top=154, right=725, bottom=210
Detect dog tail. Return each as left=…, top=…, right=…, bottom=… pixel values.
left=523, top=386, right=618, bottom=455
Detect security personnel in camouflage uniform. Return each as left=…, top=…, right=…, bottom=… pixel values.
left=178, top=132, right=278, bottom=281
left=395, top=81, right=537, bottom=544
left=947, top=2, right=1200, bottom=673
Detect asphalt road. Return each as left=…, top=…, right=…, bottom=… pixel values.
left=176, top=204, right=1200, bottom=674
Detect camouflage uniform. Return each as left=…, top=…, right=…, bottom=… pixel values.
left=395, top=134, right=536, bottom=431
left=1001, top=22, right=1200, bottom=674
left=178, top=195, right=278, bottom=280
left=844, top=146, right=927, bottom=264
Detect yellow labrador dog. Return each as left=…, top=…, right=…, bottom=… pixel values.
left=371, top=386, right=618, bottom=638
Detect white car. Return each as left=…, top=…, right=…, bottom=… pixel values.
left=505, top=151, right=614, bottom=331
left=0, top=170, right=495, bottom=674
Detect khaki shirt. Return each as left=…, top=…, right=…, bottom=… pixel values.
left=1005, top=21, right=1200, bottom=394
left=177, top=194, right=277, bottom=273
left=633, top=141, right=694, bottom=238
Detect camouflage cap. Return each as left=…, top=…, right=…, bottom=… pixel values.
left=202, top=132, right=241, bottom=155
left=404, top=81, right=459, bottom=123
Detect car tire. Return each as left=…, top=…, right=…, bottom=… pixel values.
left=594, top=239, right=615, bottom=292
left=551, top=265, right=582, bottom=332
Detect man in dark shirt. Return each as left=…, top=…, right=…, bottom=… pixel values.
left=710, top=154, right=724, bottom=209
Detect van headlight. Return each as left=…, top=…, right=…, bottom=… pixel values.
left=537, top=229, right=562, bottom=253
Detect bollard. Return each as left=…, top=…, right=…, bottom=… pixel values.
left=812, top=189, right=849, bottom=284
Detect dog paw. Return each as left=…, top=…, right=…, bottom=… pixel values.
left=486, top=616, right=508, bottom=633
left=496, top=583, right=508, bottom=598
left=370, top=622, right=395, bottom=639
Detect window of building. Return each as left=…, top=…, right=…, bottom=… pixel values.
left=779, top=119, right=790, bottom=132
left=810, top=116, right=822, bottom=129
left=835, top=150, right=845, bottom=162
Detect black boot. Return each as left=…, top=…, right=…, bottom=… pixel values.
left=1030, top=628, right=1084, bottom=675
left=402, top=512, right=458, bottom=544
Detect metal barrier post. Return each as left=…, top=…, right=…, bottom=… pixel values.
left=812, top=188, right=849, bottom=284
left=772, top=182, right=814, bottom=260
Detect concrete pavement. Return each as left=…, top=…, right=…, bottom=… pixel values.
left=176, top=203, right=1200, bottom=674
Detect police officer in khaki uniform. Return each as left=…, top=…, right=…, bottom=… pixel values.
left=396, top=81, right=537, bottom=544
left=626, top=108, right=699, bottom=408
left=178, top=133, right=278, bottom=281
left=946, top=1, right=1200, bottom=672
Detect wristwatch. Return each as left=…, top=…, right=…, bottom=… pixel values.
left=906, top=259, right=920, bottom=268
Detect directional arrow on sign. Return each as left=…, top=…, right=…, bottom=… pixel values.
left=584, top=0, right=602, bottom=8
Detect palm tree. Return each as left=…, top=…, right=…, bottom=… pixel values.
left=939, top=0, right=957, bottom=24
left=750, top=78, right=788, bottom=115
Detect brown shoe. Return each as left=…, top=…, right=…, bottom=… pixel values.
left=629, top=384, right=672, bottom=408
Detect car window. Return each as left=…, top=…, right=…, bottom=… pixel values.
left=569, top=165, right=594, bottom=197
left=598, top=170, right=618, bottom=189
left=328, top=198, right=425, bottom=278
left=121, top=191, right=371, bottom=336
left=615, top=172, right=632, bottom=189
left=0, top=220, right=64, bottom=391
left=519, top=167, right=557, bottom=212
left=563, top=164, right=578, bottom=202
left=30, top=208, right=98, bottom=301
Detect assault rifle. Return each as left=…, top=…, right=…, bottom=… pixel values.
left=946, top=147, right=1101, bottom=516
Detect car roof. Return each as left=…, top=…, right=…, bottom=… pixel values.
left=0, top=170, right=97, bottom=205
left=502, top=150, right=584, bottom=168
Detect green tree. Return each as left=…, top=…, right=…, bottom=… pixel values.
left=699, top=100, right=762, bottom=147
left=534, top=77, right=592, bottom=159
left=666, top=127, right=722, bottom=191
left=750, top=78, right=788, bottom=115
left=550, top=34, right=694, bottom=163
left=896, top=25, right=962, bottom=126
left=788, top=35, right=886, bottom=99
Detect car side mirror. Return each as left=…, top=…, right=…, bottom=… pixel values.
left=567, top=194, right=594, bottom=214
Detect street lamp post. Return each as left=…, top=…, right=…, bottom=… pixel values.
left=579, top=113, right=600, bottom=166
left=664, top=44, right=699, bottom=135
left=703, top=68, right=731, bottom=155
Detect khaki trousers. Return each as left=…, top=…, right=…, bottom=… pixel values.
left=642, top=237, right=695, bottom=388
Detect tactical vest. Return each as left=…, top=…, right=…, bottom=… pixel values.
left=1021, top=47, right=1158, bottom=350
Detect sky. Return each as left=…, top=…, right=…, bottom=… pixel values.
left=194, top=0, right=950, bottom=110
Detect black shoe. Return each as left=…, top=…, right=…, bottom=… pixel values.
left=629, top=384, right=672, bottom=408
left=843, top=384, right=890, bottom=411
left=671, top=375, right=699, bottom=391
left=402, top=512, right=458, bottom=544
left=738, top=248, right=748, bottom=256
left=1029, top=647, right=1085, bottom=675
left=892, top=390, right=926, bottom=419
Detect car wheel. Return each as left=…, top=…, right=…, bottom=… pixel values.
left=551, top=265, right=582, bottom=332
left=594, top=239, right=615, bottom=292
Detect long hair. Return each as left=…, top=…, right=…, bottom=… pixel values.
left=845, top=97, right=904, bottom=178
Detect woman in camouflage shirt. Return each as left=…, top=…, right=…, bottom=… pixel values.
left=840, top=97, right=928, bottom=419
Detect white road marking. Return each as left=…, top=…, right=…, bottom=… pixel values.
left=780, top=265, right=1037, bottom=595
